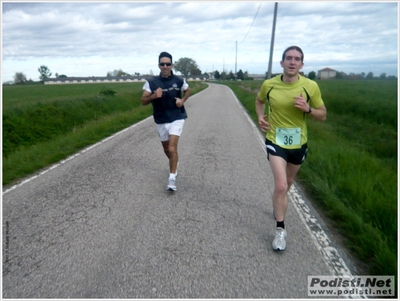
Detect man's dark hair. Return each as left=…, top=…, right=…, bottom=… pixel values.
left=159, top=51, right=173, bottom=63
left=282, top=46, right=304, bottom=62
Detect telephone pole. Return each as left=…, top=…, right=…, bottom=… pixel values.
left=267, top=2, right=278, bottom=79
left=235, top=41, right=238, bottom=80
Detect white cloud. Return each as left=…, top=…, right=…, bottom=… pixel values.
left=1, top=1, right=398, bottom=82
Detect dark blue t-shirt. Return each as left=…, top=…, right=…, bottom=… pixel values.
left=146, top=74, right=188, bottom=124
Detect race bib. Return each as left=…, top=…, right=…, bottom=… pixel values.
left=276, top=127, right=301, bottom=147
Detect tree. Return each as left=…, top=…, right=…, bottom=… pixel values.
left=336, top=72, right=344, bottom=79
left=116, top=69, right=129, bottom=76
left=191, top=67, right=202, bottom=76
left=366, top=72, right=374, bottom=79
left=237, top=69, right=244, bottom=80
left=380, top=73, right=386, bottom=79
left=308, top=71, right=316, bottom=80
left=174, top=57, right=201, bottom=78
left=107, top=69, right=129, bottom=77
left=14, top=72, right=27, bottom=84
left=221, top=71, right=227, bottom=80
left=214, top=70, right=221, bottom=80
left=38, top=65, right=52, bottom=82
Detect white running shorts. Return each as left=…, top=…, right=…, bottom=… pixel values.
left=157, top=119, right=185, bottom=141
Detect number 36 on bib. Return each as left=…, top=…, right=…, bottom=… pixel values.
left=276, top=127, right=301, bottom=147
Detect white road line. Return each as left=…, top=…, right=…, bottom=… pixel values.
left=3, top=117, right=151, bottom=195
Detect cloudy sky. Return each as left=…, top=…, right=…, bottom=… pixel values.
left=1, top=1, right=398, bottom=82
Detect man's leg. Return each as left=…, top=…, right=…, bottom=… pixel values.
left=268, top=154, right=289, bottom=222
left=163, top=120, right=184, bottom=191
left=165, top=135, right=179, bottom=191
left=161, top=140, right=171, bottom=159
left=286, top=162, right=302, bottom=193
left=269, top=156, right=302, bottom=220
left=269, top=154, right=303, bottom=251
left=167, top=135, right=179, bottom=175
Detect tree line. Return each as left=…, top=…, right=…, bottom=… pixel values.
left=7, top=58, right=397, bottom=85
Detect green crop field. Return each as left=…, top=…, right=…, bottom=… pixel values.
left=2, top=79, right=397, bottom=279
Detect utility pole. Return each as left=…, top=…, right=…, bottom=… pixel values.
left=267, top=2, right=278, bottom=79
left=235, top=41, right=237, bottom=80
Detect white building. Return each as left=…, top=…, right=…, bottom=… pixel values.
left=318, top=67, right=337, bottom=80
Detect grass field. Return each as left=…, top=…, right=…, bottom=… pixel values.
left=2, top=79, right=397, bottom=278
left=2, top=81, right=207, bottom=185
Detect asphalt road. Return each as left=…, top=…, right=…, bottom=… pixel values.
left=3, top=83, right=357, bottom=298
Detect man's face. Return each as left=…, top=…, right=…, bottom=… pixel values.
left=280, top=49, right=304, bottom=77
left=159, top=57, right=173, bottom=77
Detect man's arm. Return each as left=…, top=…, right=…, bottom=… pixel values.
left=141, top=88, right=162, bottom=106
left=255, top=97, right=269, bottom=132
left=175, top=87, right=191, bottom=108
left=294, top=93, right=327, bottom=122
left=182, top=87, right=191, bottom=102
left=308, top=104, right=327, bottom=122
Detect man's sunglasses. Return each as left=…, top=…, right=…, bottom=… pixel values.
left=159, top=63, right=172, bottom=66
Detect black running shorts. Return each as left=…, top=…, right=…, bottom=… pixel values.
left=265, top=139, right=308, bottom=165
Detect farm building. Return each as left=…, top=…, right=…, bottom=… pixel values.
left=44, top=75, right=206, bottom=85
left=318, top=67, right=337, bottom=79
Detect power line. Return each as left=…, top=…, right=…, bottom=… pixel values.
left=239, top=2, right=262, bottom=44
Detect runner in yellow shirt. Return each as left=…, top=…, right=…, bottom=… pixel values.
left=255, top=46, right=327, bottom=251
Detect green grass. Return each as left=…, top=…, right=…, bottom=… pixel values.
left=3, top=81, right=207, bottom=185
left=3, top=83, right=138, bottom=110
left=2, top=86, right=148, bottom=157
left=221, top=79, right=397, bottom=277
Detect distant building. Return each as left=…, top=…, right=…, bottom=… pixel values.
left=247, top=74, right=266, bottom=80
left=44, top=75, right=205, bottom=85
left=318, top=67, right=337, bottom=80
left=45, top=76, right=147, bottom=85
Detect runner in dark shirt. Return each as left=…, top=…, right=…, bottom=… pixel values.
left=141, top=51, right=191, bottom=191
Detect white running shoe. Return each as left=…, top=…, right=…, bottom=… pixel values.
left=166, top=177, right=177, bottom=191
left=272, top=227, right=287, bottom=251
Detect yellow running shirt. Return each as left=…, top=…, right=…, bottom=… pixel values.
left=257, top=75, right=324, bottom=149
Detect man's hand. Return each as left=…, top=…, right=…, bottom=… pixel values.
left=294, top=92, right=309, bottom=112
left=258, top=114, right=270, bottom=132
left=175, top=97, right=184, bottom=107
left=154, top=87, right=163, bottom=99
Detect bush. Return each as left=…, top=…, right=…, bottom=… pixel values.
left=99, top=87, right=116, bottom=96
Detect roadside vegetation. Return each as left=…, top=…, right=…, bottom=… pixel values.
left=221, top=79, right=397, bottom=278
left=2, top=79, right=397, bottom=278
left=2, top=82, right=207, bottom=185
